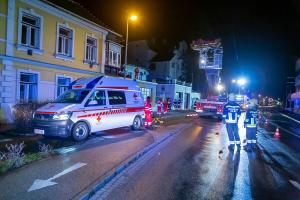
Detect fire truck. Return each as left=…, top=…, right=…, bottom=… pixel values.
left=194, top=96, right=227, bottom=120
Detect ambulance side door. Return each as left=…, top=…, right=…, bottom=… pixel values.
left=107, top=90, right=128, bottom=128
left=84, top=90, right=112, bottom=132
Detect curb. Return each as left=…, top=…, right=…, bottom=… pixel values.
left=80, top=124, right=191, bottom=200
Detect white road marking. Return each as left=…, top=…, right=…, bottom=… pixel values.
left=267, top=121, right=300, bottom=138
left=0, top=138, right=13, bottom=143
left=102, top=135, right=117, bottom=139
left=280, top=113, right=300, bottom=125
left=28, top=162, right=87, bottom=192
left=55, top=147, right=77, bottom=154
left=289, top=180, right=300, bottom=191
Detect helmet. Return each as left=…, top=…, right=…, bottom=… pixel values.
left=228, top=93, right=235, bottom=102
left=249, top=99, right=258, bottom=108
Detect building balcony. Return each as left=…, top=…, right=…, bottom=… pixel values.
left=155, top=79, right=192, bottom=87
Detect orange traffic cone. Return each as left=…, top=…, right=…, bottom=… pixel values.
left=274, top=127, right=280, bottom=138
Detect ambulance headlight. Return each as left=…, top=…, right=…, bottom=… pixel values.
left=53, top=112, right=72, bottom=120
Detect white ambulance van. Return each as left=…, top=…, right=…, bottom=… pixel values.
left=33, top=76, right=145, bottom=141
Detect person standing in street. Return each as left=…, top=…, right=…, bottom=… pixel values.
left=144, top=96, right=153, bottom=129
left=223, top=93, right=242, bottom=151
left=163, top=98, right=168, bottom=114
left=157, top=98, right=163, bottom=116
left=244, top=99, right=259, bottom=151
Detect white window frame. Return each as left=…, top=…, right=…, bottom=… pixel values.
left=55, top=23, right=75, bottom=61
left=83, top=34, right=99, bottom=66
left=16, top=69, right=40, bottom=102
left=108, top=50, right=120, bottom=67
left=55, top=74, right=72, bottom=98
left=17, top=8, right=44, bottom=54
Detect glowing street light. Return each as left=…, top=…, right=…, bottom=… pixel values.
left=237, top=78, right=247, bottom=86
left=124, top=14, right=138, bottom=67
left=232, top=79, right=236, bottom=83
left=129, top=15, right=137, bottom=21
left=216, top=84, right=224, bottom=94
left=200, top=59, right=206, bottom=64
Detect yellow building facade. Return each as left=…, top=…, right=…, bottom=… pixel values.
left=0, top=0, right=121, bottom=122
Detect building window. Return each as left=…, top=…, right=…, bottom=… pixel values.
left=20, top=72, right=38, bottom=102
left=57, top=25, right=73, bottom=57
left=108, top=91, right=126, bottom=105
left=57, top=76, right=71, bottom=97
left=20, top=12, right=40, bottom=49
left=140, top=88, right=152, bottom=100
left=108, top=50, right=120, bottom=67
left=85, top=36, right=97, bottom=63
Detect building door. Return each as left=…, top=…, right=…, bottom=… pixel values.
left=184, top=93, right=189, bottom=110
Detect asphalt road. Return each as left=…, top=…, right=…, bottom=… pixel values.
left=95, top=116, right=300, bottom=200
left=0, top=113, right=191, bottom=200
left=261, top=109, right=300, bottom=152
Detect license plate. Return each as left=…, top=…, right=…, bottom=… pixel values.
left=204, top=106, right=216, bottom=109
left=34, top=129, right=44, bottom=135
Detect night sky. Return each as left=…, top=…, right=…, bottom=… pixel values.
left=76, top=0, right=300, bottom=99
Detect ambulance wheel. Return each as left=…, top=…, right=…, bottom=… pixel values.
left=72, top=122, right=89, bottom=142
left=131, top=116, right=142, bottom=131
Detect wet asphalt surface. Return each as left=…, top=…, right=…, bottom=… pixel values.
left=102, top=116, right=300, bottom=200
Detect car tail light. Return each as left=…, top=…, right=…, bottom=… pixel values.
left=217, top=105, right=223, bottom=113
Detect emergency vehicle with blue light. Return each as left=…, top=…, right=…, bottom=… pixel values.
left=33, top=76, right=145, bottom=141
left=194, top=96, right=227, bottom=120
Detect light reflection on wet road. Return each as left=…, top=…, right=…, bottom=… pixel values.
left=103, top=116, right=300, bottom=200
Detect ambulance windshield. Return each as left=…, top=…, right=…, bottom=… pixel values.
left=54, top=89, right=90, bottom=104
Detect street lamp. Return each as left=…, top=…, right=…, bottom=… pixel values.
left=124, top=15, right=137, bottom=66
left=232, top=79, right=236, bottom=83
left=216, top=84, right=224, bottom=94
left=237, top=78, right=247, bottom=94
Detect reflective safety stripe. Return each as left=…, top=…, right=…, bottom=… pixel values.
left=247, top=140, right=252, bottom=143
left=235, top=141, right=241, bottom=144
left=246, top=124, right=257, bottom=128
left=229, top=141, right=235, bottom=144
left=252, top=140, right=257, bottom=143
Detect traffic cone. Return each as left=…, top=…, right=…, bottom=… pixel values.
left=274, top=127, right=280, bottom=138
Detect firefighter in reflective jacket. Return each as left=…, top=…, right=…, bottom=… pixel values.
left=157, top=98, right=163, bottom=116
left=244, top=99, right=259, bottom=151
left=144, top=96, right=153, bottom=128
left=223, top=93, right=242, bottom=151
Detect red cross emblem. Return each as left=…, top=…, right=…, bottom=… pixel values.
left=96, top=116, right=101, bottom=122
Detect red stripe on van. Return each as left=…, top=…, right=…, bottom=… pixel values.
left=76, top=106, right=144, bottom=119
left=73, top=85, right=84, bottom=89
left=36, top=111, right=57, bottom=115
left=96, top=86, right=129, bottom=90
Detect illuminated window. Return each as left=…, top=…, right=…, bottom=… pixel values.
left=140, top=88, right=152, bottom=100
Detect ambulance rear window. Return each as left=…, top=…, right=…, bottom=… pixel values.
left=108, top=91, right=126, bottom=105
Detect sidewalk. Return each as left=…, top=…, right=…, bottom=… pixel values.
left=0, top=122, right=190, bottom=200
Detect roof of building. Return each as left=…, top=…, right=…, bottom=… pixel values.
left=151, top=50, right=175, bottom=62
left=44, top=0, right=121, bottom=37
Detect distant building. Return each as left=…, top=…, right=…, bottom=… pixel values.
left=127, top=40, right=156, bottom=68
left=291, top=59, right=300, bottom=113
left=149, top=41, right=200, bottom=110
left=104, top=32, right=123, bottom=77
left=0, top=0, right=124, bottom=122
